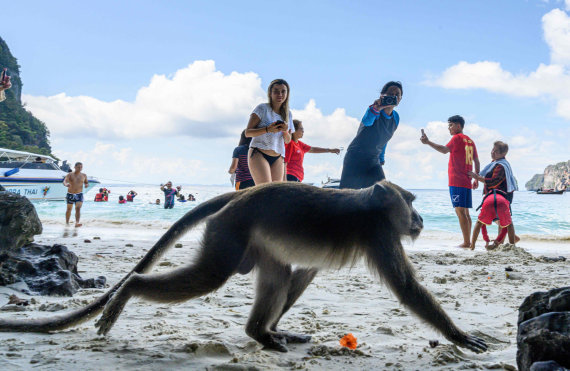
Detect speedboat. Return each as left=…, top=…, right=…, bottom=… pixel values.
left=321, top=176, right=340, bottom=189
left=0, top=147, right=99, bottom=200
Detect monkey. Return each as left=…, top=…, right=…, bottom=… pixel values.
left=0, top=180, right=487, bottom=354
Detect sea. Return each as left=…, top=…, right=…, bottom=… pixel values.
left=31, top=184, right=570, bottom=247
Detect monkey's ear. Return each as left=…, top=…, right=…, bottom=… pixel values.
left=372, top=182, right=398, bottom=206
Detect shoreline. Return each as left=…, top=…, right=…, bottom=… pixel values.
left=0, top=231, right=568, bottom=369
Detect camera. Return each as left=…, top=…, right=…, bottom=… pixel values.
left=380, top=95, right=398, bottom=106
left=275, top=120, right=285, bottom=126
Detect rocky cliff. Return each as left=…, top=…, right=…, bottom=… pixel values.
left=0, top=37, right=52, bottom=156
left=525, top=161, right=570, bottom=191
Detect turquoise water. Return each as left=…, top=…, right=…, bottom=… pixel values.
left=31, top=185, right=570, bottom=240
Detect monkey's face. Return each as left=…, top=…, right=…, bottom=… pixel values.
left=408, top=202, right=423, bottom=240
left=377, top=182, right=423, bottom=240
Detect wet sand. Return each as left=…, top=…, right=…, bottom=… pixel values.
left=0, top=227, right=568, bottom=370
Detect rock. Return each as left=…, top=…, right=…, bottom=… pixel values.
left=84, top=239, right=91, bottom=243
left=125, top=243, right=133, bottom=247
left=517, top=312, right=570, bottom=371
left=175, top=243, right=183, bottom=248
left=0, top=190, right=42, bottom=251
left=0, top=189, right=106, bottom=296
left=0, top=243, right=106, bottom=296
left=540, top=256, right=567, bottom=263
left=529, top=360, right=568, bottom=371
left=518, top=287, right=570, bottom=325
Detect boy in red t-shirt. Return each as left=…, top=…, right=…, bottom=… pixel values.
left=420, top=115, right=480, bottom=248
left=284, top=120, right=340, bottom=182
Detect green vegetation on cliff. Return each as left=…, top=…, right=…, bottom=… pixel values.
left=0, top=37, right=52, bottom=156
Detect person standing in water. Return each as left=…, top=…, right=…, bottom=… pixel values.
left=245, top=79, right=294, bottom=185
left=285, top=119, right=340, bottom=182
left=63, top=162, right=89, bottom=227
left=340, top=81, right=402, bottom=189
left=160, top=181, right=179, bottom=209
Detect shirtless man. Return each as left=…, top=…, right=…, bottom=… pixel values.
left=63, top=162, right=89, bottom=227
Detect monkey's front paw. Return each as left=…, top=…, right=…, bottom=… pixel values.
left=456, top=333, right=487, bottom=353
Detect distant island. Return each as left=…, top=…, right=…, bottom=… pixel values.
left=525, top=160, right=569, bottom=191
left=0, top=37, right=53, bottom=156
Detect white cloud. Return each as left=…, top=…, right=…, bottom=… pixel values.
left=23, top=60, right=265, bottom=140
left=292, top=99, right=360, bottom=147
left=54, top=142, right=205, bottom=184
left=426, top=6, right=570, bottom=120
left=566, top=0, right=570, bottom=12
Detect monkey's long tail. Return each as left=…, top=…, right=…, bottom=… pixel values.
left=0, top=191, right=237, bottom=333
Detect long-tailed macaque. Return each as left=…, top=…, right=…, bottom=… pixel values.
left=0, top=181, right=487, bottom=353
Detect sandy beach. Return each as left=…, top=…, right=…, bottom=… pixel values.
left=0, top=225, right=568, bottom=370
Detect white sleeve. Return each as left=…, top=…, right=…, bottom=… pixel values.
left=252, top=104, right=266, bottom=120
left=288, top=111, right=295, bottom=133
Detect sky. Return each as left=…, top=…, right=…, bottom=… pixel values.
left=2, top=0, right=570, bottom=188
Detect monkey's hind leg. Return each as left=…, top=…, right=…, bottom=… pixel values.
left=270, top=268, right=318, bottom=344
left=245, top=257, right=294, bottom=352
left=95, top=234, right=246, bottom=336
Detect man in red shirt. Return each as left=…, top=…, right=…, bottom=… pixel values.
left=284, top=120, right=340, bottom=182
left=420, top=115, right=480, bottom=248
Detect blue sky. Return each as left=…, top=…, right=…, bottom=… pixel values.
left=2, top=0, right=569, bottom=188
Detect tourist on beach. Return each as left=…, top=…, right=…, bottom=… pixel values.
left=339, top=81, right=402, bottom=189
left=178, top=194, right=187, bottom=202
left=102, top=188, right=110, bottom=202
left=420, top=115, right=480, bottom=248
left=118, top=195, right=127, bottom=204
left=470, top=192, right=516, bottom=250
left=467, top=141, right=519, bottom=247
left=149, top=199, right=161, bottom=205
left=94, top=188, right=105, bottom=202
left=160, top=181, right=179, bottom=209
left=0, top=67, right=11, bottom=103
left=245, top=78, right=294, bottom=185
left=285, top=119, right=340, bottom=182
left=229, top=130, right=254, bottom=190
left=63, top=162, right=89, bottom=227
left=188, top=193, right=196, bottom=201
left=126, top=190, right=137, bottom=202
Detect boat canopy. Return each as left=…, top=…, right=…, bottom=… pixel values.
left=0, top=147, right=56, bottom=163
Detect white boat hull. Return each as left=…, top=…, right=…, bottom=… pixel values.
left=0, top=147, right=100, bottom=201
left=1, top=179, right=99, bottom=201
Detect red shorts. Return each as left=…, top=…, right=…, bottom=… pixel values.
left=478, top=193, right=512, bottom=227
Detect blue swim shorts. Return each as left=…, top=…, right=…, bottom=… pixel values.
left=66, top=192, right=84, bottom=204
left=449, top=186, right=472, bottom=208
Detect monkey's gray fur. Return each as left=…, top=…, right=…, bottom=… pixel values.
left=0, top=181, right=487, bottom=353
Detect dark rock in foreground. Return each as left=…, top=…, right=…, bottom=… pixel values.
left=0, top=189, right=106, bottom=296
left=517, top=287, right=570, bottom=371
left=0, top=243, right=106, bottom=296
left=0, top=189, right=42, bottom=251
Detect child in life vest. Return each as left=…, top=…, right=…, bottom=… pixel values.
left=470, top=190, right=516, bottom=250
